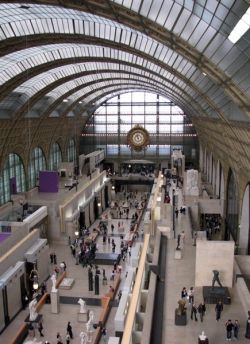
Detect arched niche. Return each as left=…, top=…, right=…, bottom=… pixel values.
left=225, top=169, right=239, bottom=241
left=239, top=184, right=250, bottom=255
left=0, top=153, right=26, bottom=205
left=67, top=138, right=76, bottom=163
left=28, top=146, right=46, bottom=189
left=49, top=142, right=62, bottom=171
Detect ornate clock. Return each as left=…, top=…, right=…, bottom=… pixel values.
left=127, top=125, right=150, bottom=151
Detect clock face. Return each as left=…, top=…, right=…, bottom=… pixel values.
left=127, top=125, right=150, bottom=151
left=132, top=132, right=145, bottom=145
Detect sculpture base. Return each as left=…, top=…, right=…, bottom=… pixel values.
left=78, top=310, right=89, bottom=323
left=24, top=313, right=43, bottom=323
left=203, top=286, right=231, bottom=304
left=51, top=290, right=60, bottom=313
left=175, top=249, right=182, bottom=260
left=198, top=338, right=209, bottom=344
left=175, top=309, right=187, bottom=326
left=59, top=278, right=75, bottom=290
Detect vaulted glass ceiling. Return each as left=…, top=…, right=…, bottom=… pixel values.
left=0, top=1, right=248, bottom=124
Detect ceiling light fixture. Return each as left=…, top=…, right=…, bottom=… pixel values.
left=63, top=99, right=69, bottom=103
left=228, top=7, right=250, bottom=44
left=202, top=72, right=207, bottom=76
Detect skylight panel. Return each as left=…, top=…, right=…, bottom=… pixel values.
left=228, top=7, right=250, bottom=43
left=1, top=23, right=12, bottom=38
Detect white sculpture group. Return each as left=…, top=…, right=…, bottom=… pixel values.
left=86, top=310, right=94, bottom=332
left=29, top=298, right=38, bottom=321
left=51, top=273, right=57, bottom=292
left=78, top=298, right=87, bottom=313
left=186, top=169, right=199, bottom=196
left=79, top=331, right=88, bottom=344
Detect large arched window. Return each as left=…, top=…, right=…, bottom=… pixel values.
left=226, top=169, right=239, bottom=241
left=81, top=91, right=198, bottom=164
left=0, top=153, right=26, bottom=205
left=28, top=147, right=46, bottom=188
left=49, top=142, right=62, bottom=171
left=67, top=138, right=76, bottom=163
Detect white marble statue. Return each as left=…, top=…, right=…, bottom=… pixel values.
left=199, top=331, right=207, bottom=340
left=78, top=298, right=87, bottom=313
left=51, top=273, right=57, bottom=292
left=28, top=298, right=38, bottom=321
left=86, top=310, right=94, bottom=333
left=186, top=169, right=199, bottom=196
left=89, top=310, right=94, bottom=323
left=79, top=331, right=88, bottom=344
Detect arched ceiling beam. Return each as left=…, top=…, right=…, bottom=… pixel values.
left=7, top=65, right=209, bottom=121
left=0, top=39, right=225, bottom=122
left=0, top=1, right=248, bottom=117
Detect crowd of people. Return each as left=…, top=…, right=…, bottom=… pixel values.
left=181, top=286, right=241, bottom=341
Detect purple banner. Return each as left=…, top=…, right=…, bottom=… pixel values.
left=39, top=171, right=59, bottom=193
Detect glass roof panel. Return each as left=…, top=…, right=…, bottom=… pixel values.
left=0, top=2, right=247, bottom=122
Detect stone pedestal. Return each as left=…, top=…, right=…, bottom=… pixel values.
left=203, top=286, right=231, bottom=304
left=175, top=309, right=187, bottom=325
left=87, top=330, right=94, bottom=343
left=78, top=310, right=89, bottom=323
left=51, top=290, right=60, bottom=314
left=175, top=249, right=182, bottom=259
left=198, top=338, right=209, bottom=344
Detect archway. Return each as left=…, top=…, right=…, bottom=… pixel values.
left=225, top=169, right=238, bottom=242
left=239, top=184, right=250, bottom=255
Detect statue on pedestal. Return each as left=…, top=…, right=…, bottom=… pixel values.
left=212, top=270, right=223, bottom=289
left=51, top=273, right=57, bottom=292
left=176, top=299, right=186, bottom=316
left=29, top=298, right=38, bottom=321
left=198, top=331, right=209, bottom=344
left=89, top=310, right=94, bottom=323
left=78, top=298, right=87, bottom=313
left=80, top=331, right=88, bottom=344
left=86, top=310, right=94, bottom=333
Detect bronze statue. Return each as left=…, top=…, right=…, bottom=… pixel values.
left=212, top=270, right=222, bottom=288
left=177, top=299, right=186, bottom=315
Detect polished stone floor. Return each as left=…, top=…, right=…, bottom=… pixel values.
left=1, top=188, right=249, bottom=344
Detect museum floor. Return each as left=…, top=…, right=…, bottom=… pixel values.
left=1, top=189, right=249, bottom=344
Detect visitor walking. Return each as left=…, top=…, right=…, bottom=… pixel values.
left=187, top=287, right=194, bottom=304
left=233, top=319, right=240, bottom=339
left=198, top=302, right=206, bottom=322
left=66, top=332, right=71, bottom=344
left=225, top=319, right=233, bottom=340
left=56, top=332, right=63, bottom=344
left=191, top=303, right=198, bottom=321
left=67, top=321, right=73, bottom=339
left=215, top=300, right=223, bottom=321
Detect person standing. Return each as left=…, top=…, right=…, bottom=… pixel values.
left=101, top=327, right=107, bottom=343
left=38, top=320, right=44, bottom=337
left=49, top=253, right=53, bottom=264
left=225, top=319, right=233, bottom=340
left=67, top=321, right=73, bottom=339
left=66, top=332, right=70, bottom=344
left=53, top=252, right=57, bottom=265
left=56, top=332, right=63, bottom=344
left=191, top=303, right=198, bottom=321
left=198, top=302, right=206, bottom=322
left=215, top=300, right=223, bottom=321
left=181, top=287, right=187, bottom=300
left=188, top=287, right=194, bottom=304
left=233, top=319, right=240, bottom=339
